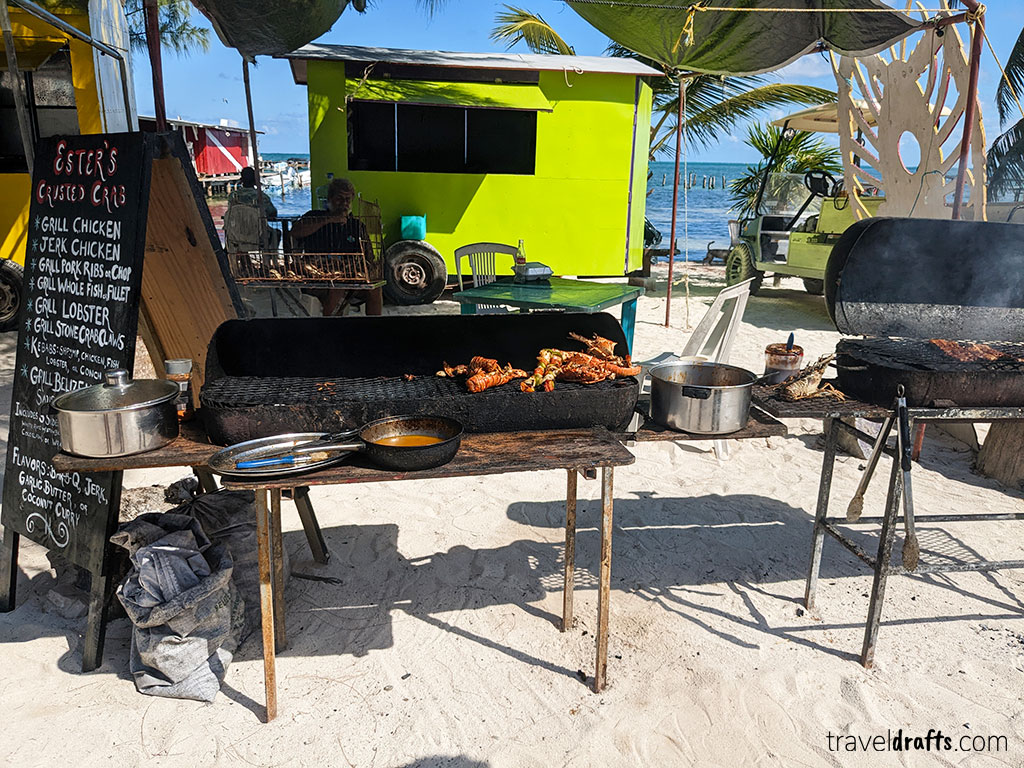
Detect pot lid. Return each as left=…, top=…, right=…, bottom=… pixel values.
left=52, top=370, right=178, bottom=413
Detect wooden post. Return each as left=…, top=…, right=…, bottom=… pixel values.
left=0, top=1, right=36, bottom=176
left=562, top=470, right=577, bottom=632
left=951, top=2, right=984, bottom=219
left=143, top=0, right=167, bottom=132
left=665, top=77, right=684, bottom=328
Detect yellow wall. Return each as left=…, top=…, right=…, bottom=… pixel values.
left=307, top=61, right=652, bottom=275
left=2, top=10, right=102, bottom=267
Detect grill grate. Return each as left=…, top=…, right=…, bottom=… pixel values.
left=838, top=338, right=1024, bottom=373
left=201, top=374, right=632, bottom=409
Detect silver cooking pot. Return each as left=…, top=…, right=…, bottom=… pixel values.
left=650, top=362, right=758, bottom=435
left=52, top=369, right=180, bottom=457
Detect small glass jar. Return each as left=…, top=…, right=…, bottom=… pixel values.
left=763, top=343, right=804, bottom=385
left=164, top=358, right=195, bottom=422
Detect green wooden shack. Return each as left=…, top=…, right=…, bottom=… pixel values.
left=281, top=44, right=659, bottom=303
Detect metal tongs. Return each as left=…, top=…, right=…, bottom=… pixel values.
left=845, top=385, right=918, bottom=570
left=234, top=429, right=359, bottom=469
left=895, top=385, right=920, bottom=571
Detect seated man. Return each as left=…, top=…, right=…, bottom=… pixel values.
left=292, top=177, right=380, bottom=316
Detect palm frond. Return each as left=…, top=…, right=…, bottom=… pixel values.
left=654, top=84, right=836, bottom=153
left=490, top=5, right=574, bottom=55
left=997, top=28, right=1024, bottom=127
left=727, top=124, right=841, bottom=217
left=127, top=0, right=209, bottom=54
left=987, top=118, right=1024, bottom=197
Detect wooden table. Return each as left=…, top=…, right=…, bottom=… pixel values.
left=453, top=277, right=644, bottom=352
left=54, top=423, right=634, bottom=722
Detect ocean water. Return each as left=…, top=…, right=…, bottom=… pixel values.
left=645, top=160, right=747, bottom=261
left=257, top=154, right=748, bottom=259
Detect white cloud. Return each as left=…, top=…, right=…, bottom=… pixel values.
left=774, top=54, right=834, bottom=80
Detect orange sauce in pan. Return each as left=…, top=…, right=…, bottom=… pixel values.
left=373, top=434, right=444, bottom=447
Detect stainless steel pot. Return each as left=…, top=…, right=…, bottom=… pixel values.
left=650, top=362, right=757, bottom=435
left=52, top=370, right=180, bottom=457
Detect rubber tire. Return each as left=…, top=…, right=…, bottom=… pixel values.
left=0, top=260, right=24, bottom=332
left=802, top=277, right=825, bottom=295
left=383, top=240, right=447, bottom=306
left=724, top=242, right=762, bottom=295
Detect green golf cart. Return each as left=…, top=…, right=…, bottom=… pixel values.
left=724, top=103, right=883, bottom=295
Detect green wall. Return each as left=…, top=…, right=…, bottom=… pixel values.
left=307, top=61, right=651, bottom=276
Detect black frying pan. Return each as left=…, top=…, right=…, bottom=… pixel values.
left=237, top=415, right=463, bottom=472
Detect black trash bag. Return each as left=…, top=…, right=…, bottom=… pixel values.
left=111, top=514, right=245, bottom=703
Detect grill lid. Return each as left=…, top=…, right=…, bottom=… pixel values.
left=825, top=218, right=1024, bottom=341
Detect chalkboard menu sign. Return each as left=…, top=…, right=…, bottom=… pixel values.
left=2, top=133, right=150, bottom=574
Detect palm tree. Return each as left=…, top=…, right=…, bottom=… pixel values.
left=727, top=123, right=842, bottom=218
left=125, top=0, right=210, bottom=55
left=491, top=7, right=837, bottom=160
left=988, top=26, right=1024, bottom=198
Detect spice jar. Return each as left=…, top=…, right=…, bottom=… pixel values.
left=763, top=342, right=804, bottom=385
left=164, top=358, right=195, bottom=422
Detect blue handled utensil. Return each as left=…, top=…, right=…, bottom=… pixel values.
left=237, top=450, right=337, bottom=469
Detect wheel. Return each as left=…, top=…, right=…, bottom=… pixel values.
left=802, top=278, right=825, bottom=295
left=724, top=242, right=762, bottom=294
left=0, top=260, right=24, bottom=332
left=382, top=240, right=447, bottom=305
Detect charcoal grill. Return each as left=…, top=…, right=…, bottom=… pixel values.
left=200, top=312, right=639, bottom=444
left=754, top=217, right=1024, bottom=669
left=826, top=217, right=1024, bottom=407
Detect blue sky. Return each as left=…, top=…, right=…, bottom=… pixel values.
left=131, top=1, right=1024, bottom=162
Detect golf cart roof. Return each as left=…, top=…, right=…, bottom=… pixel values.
left=772, top=99, right=951, bottom=133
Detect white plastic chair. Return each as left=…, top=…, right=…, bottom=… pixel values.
left=633, top=278, right=756, bottom=458
left=455, top=242, right=519, bottom=314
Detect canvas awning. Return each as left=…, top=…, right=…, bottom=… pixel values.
left=346, top=78, right=552, bottom=112
left=190, top=0, right=366, bottom=59
left=566, top=0, right=922, bottom=76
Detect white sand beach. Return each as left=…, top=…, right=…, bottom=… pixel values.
left=1, top=267, right=1022, bottom=767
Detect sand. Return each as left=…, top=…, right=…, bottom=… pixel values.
left=1, top=266, right=1023, bottom=768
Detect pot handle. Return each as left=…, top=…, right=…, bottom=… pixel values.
left=680, top=385, right=712, bottom=400
left=104, top=369, right=131, bottom=388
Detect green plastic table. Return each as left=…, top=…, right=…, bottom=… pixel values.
left=453, top=277, right=644, bottom=351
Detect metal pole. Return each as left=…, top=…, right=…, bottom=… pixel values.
left=143, top=0, right=166, bottom=132
left=9, top=0, right=134, bottom=131
left=665, top=76, right=683, bottom=328
left=952, top=2, right=985, bottom=219
left=0, top=1, right=36, bottom=175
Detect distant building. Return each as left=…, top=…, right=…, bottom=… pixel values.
left=279, top=44, right=659, bottom=282
left=139, top=116, right=257, bottom=178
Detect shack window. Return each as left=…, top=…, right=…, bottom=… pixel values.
left=0, top=48, right=79, bottom=173
left=346, top=101, right=536, bottom=175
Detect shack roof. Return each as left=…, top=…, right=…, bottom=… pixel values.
left=281, top=43, right=663, bottom=84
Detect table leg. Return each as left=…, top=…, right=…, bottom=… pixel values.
left=194, top=468, right=219, bottom=495
left=270, top=489, right=287, bottom=652
left=255, top=489, right=278, bottom=722
left=0, top=529, right=18, bottom=612
left=460, top=303, right=476, bottom=315
left=293, top=486, right=330, bottom=564
left=366, top=286, right=383, bottom=316
left=620, top=299, right=637, bottom=354
left=82, top=571, right=114, bottom=672
left=594, top=466, right=613, bottom=693
left=562, top=470, right=578, bottom=632
left=860, top=454, right=903, bottom=668
left=805, top=418, right=840, bottom=611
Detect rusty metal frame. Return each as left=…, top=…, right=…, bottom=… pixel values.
left=804, top=406, right=1024, bottom=668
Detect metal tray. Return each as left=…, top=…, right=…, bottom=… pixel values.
left=208, top=432, right=353, bottom=478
